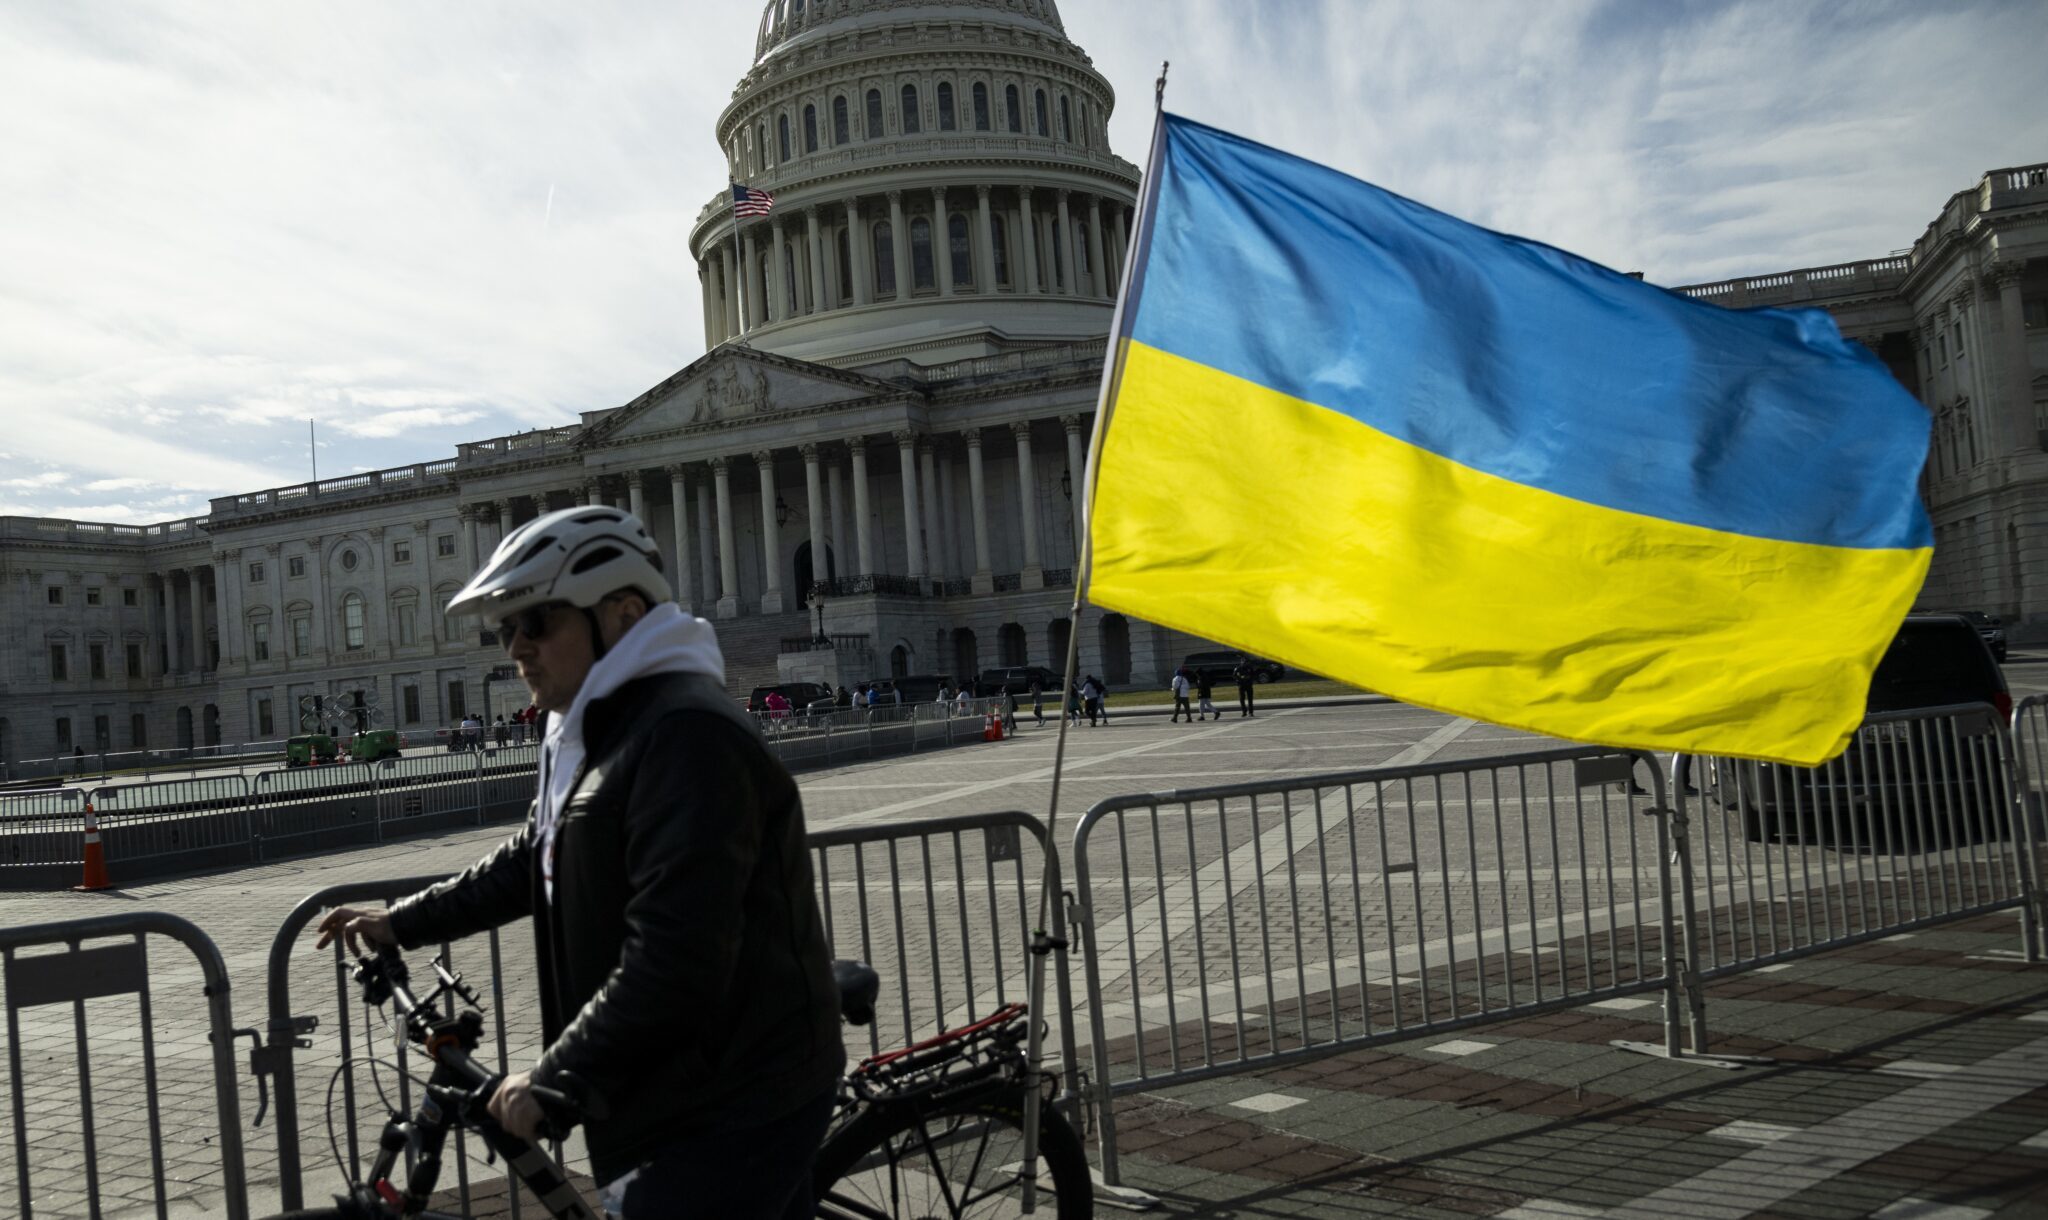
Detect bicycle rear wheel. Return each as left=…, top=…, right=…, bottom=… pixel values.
left=813, top=1095, right=1092, bottom=1220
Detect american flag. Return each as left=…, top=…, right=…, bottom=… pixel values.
left=732, top=182, right=775, bottom=217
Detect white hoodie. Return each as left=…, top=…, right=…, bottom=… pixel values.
left=535, top=602, right=727, bottom=903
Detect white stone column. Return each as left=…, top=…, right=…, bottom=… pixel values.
left=887, top=190, right=911, bottom=299
left=966, top=430, right=993, bottom=594
left=1055, top=189, right=1078, bottom=296
left=1012, top=421, right=1043, bottom=588
left=190, top=565, right=209, bottom=672
left=163, top=574, right=182, bottom=674
left=1994, top=267, right=2036, bottom=454
left=802, top=444, right=825, bottom=590
left=806, top=207, right=828, bottom=314
left=495, top=499, right=513, bottom=538
left=895, top=431, right=925, bottom=580
left=699, top=263, right=715, bottom=349
left=850, top=438, right=874, bottom=576
left=627, top=470, right=646, bottom=521
left=743, top=230, right=766, bottom=327
left=918, top=439, right=943, bottom=580
left=214, top=551, right=240, bottom=667
left=846, top=198, right=872, bottom=306
left=769, top=220, right=789, bottom=322
left=937, top=447, right=959, bottom=577
left=307, top=535, right=330, bottom=657
left=695, top=475, right=718, bottom=605
left=975, top=186, right=997, bottom=292
left=933, top=187, right=955, bottom=296
left=1017, top=187, right=1040, bottom=294
left=1112, top=206, right=1129, bottom=281
left=721, top=243, right=742, bottom=336
left=666, top=464, right=693, bottom=609
left=827, top=459, right=847, bottom=581
left=1087, top=196, right=1110, bottom=300
left=1063, top=414, right=1088, bottom=561
left=756, top=451, right=785, bottom=613
left=460, top=506, right=480, bottom=571
left=712, top=457, right=739, bottom=618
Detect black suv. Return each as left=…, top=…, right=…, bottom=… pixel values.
left=975, top=666, right=1063, bottom=696
left=1948, top=610, right=2008, bottom=662
left=1709, top=614, right=2011, bottom=846
left=746, top=681, right=832, bottom=714
left=1182, top=650, right=1286, bottom=685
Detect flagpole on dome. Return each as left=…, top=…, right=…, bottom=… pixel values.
left=1020, top=61, right=1171, bottom=1203
left=728, top=178, right=749, bottom=344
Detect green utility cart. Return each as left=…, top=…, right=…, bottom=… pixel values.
left=285, top=734, right=340, bottom=768
left=350, top=728, right=403, bottom=763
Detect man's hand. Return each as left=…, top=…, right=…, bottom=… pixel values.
left=488, top=1070, right=545, bottom=1142
left=314, top=905, right=397, bottom=956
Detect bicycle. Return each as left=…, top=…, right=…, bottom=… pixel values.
left=264, top=947, right=1093, bottom=1218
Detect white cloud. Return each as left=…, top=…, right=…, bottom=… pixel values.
left=1, top=470, right=68, bottom=489
left=82, top=476, right=154, bottom=492
left=0, top=0, right=2041, bottom=525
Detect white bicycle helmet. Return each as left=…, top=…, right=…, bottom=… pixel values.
left=446, top=504, right=673, bottom=627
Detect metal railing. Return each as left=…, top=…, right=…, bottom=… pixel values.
left=1, top=913, right=249, bottom=1219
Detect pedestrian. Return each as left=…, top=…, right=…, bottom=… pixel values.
left=836, top=685, right=851, bottom=708
left=764, top=690, right=791, bottom=721
left=313, top=505, right=842, bottom=1217
left=955, top=686, right=973, bottom=712
left=1195, top=670, right=1219, bottom=720
left=1067, top=681, right=1084, bottom=724
left=495, top=716, right=510, bottom=747
left=1001, top=688, right=1018, bottom=735
left=1029, top=681, right=1045, bottom=727
left=1096, top=677, right=1113, bottom=723
left=851, top=684, right=867, bottom=710
left=1170, top=667, right=1194, bottom=723
left=1081, top=675, right=1104, bottom=727
left=889, top=683, right=902, bottom=706
left=1234, top=657, right=1258, bottom=718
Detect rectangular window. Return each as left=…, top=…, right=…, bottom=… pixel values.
left=252, top=621, right=271, bottom=661
left=343, top=597, right=366, bottom=650
left=288, top=556, right=306, bottom=578
left=123, top=588, right=138, bottom=607
left=249, top=560, right=265, bottom=582
left=403, top=685, right=422, bottom=725
left=209, top=639, right=219, bottom=669
left=55, top=717, right=72, bottom=752
left=49, top=644, right=67, bottom=681
left=257, top=697, right=274, bottom=738
left=47, top=585, right=62, bottom=605
left=93, top=715, right=110, bottom=751
left=396, top=605, right=417, bottom=646
left=89, top=643, right=106, bottom=680
left=293, top=616, right=311, bottom=657
left=1953, top=321, right=1964, bottom=359
left=1938, top=334, right=1949, bottom=366
left=2026, top=297, right=2047, bottom=329
left=393, top=540, right=411, bottom=563
left=437, top=534, right=456, bottom=557
left=447, top=680, right=467, bottom=721
left=85, top=587, right=102, bottom=606
left=129, top=712, right=146, bottom=749
left=126, top=642, right=142, bottom=678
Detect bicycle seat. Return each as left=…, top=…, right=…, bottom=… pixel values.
left=833, top=959, right=879, bottom=1027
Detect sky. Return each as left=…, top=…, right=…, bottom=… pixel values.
left=2, top=0, right=2043, bottom=524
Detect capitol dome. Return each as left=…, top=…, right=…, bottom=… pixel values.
left=689, top=0, right=1139, bottom=367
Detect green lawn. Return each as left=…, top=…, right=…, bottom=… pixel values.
left=1099, top=677, right=1373, bottom=708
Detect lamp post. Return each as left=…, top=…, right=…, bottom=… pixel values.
left=809, top=581, right=829, bottom=645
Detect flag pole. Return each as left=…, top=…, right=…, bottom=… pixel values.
left=729, top=180, right=749, bottom=342
left=1021, top=61, right=1170, bottom=1203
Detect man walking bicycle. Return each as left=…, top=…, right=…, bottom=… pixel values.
left=315, top=506, right=843, bottom=1218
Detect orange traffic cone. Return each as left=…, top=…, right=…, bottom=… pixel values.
left=76, top=801, right=113, bottom=891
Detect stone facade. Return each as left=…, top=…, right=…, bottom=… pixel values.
left=2, top=1, right=2043, bottom=771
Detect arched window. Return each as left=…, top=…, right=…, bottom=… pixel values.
left=1076, top=224, right=1090, bottom=279
left=777, top=113, right=791, bottom=162
left=1079, top=99, right=1091, bottom=149
left=1004, top=84, right=1021, bottom=133
left=1050, top=221, right=1064, bottom=289
left=937, top=81, right=956, bottom=131
left=1059, top=95, right=1072, bottom=142
left=791, top=0, right=804, bottom=14
left=1034, top=89, right=1049, bottom=136
left=910, top=216, right=934, bottom=290
left=948, top=213, right=973, bottom=287
left=865, top=89, right=883, bottom=139
left=900, top=84, right=920, bottom=134
left=992, top=213, right=1010, bottom=287
left=784, top=242, right=800, bottom=313
left=755, top=123, right=766, bottom=171
left=972, top=82, right=990, bottom=131
left=837, top=225, right=852, bottom=300
left=873, top=221, right=896, bottom=296
left=802, top=103, right=818, bottom=153
left=341, top=593, right=365, bottom=651
left=832, top=95, right=849, bottom=144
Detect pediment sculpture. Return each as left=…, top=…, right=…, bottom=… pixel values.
left=690, top=363, right=775, bottom=423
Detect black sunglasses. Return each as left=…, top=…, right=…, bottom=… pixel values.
left=496, top=604, right=564, bottom=651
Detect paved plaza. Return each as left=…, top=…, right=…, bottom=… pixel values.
left=6, top=682, right=2048, bottom=1217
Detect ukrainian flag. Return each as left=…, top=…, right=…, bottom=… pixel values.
left=1087, top=115, right=1933, bottom=766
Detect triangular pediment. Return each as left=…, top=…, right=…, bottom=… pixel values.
left=576, top=345, right=912, bottom=450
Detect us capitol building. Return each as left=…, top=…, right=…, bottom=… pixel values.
left=1, top=0, right=2044, bottom=767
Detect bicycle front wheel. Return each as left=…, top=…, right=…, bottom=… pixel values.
left=814, top=1095, right=1093, bottom=1220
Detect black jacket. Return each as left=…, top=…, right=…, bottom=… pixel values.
left=387, top=671, right=844, bottom=1183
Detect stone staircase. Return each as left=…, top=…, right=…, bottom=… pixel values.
left=700, top=608, right=813, bottom=695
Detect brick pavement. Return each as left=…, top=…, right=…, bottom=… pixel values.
left=3, top=704, right=2047, bottom=1217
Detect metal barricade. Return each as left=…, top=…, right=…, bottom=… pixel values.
left=91, top=774, right=254, bottom=872
left=375, top=751, right=487, bottom=832
left=1072, top=746, right=1676, bottom=1183
left=2, top=913, right=249, bottom=1219
left=1676, top=703, right=2041, bottom=1032
left=262, top=877, right=527, bottom=1215
left=477, top=745, right=541, bottom=822
left=252, top=763, right=382, bottom=860
left=0, top=789, right=84, bottom=888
